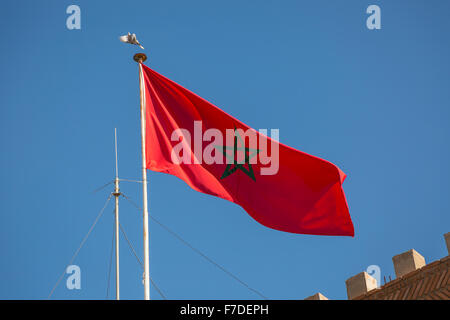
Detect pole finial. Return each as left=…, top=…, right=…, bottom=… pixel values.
left=133, top=53, right=147, bottom=63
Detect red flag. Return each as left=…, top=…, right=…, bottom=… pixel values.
left=141, top=64, right=354, bottom=236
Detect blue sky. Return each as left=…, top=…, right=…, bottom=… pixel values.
left=1, top=0, right=449, bottom=300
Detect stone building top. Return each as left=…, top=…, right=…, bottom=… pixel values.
left=305, top=232, right=450, bottom=300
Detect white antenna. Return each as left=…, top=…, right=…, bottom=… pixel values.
left=113, top=128, right=121, bottom=300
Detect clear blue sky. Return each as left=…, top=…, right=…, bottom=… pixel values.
left=1, top=0, right=449, bottom=300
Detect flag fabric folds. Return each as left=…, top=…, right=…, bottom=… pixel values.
left=140, top=63, right=354, bottom=236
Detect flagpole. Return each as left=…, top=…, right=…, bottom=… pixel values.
left=134, top=53, right=151, bottom=300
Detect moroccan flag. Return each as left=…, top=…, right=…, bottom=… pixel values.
left=141, top=63, right=354, bottom=236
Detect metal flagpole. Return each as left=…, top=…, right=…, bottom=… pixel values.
left=134, top=53, right=151, bottom=300
left=113, top=128, right=120, bottom=300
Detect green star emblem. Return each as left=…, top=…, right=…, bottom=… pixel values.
left=214, top=128, right=260, bottom=181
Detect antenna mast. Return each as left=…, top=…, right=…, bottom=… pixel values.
left=113, top=128, right=121, bottom=300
